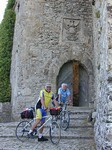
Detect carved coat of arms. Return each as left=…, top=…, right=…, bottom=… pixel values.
left=63, top=19, right=81, bottom=41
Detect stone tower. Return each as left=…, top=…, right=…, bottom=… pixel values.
left=11, top=0, right=112, bottom=149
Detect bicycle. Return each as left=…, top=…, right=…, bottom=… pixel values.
left=15, top=107, right=61, bottom=144
left=60, top=101, right=70, bottom=131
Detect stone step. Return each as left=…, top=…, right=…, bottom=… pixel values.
left=70, top=113, right=89, bottom=119
left=67, top=106, right=92, bottom=113
left=0, top=130, right=94, bottom=139
left=0, top=122, right=94, bottom=139
left=0, top=119, right=93, bottom=129
left=62, top=106, right=92, bottom=119
left=0, top=137, right=96, bottom=150
left=44, top=128, right=94, bottom=139
left=69, top=119, right=93, bottom=127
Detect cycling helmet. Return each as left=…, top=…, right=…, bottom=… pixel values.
left=45, top=83, right=51, bottom=89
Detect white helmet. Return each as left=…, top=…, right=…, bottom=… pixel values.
left=45, top=83, right=51, bottom=89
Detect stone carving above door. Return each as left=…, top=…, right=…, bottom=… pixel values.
left=62, top=18, right=82, bottom=42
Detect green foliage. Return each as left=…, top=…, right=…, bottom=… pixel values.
left=0, top=0, right=15, bottom=102
left=7, top=0, right=15, bottom=9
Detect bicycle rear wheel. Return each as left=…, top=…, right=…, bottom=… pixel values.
left=49, top=121, right=61, bottom=144
left=15, top=120, right=31, bottom=142
left=60, top=110, right=70, bottom=130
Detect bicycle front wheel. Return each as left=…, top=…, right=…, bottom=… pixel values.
left=49, top=121, right=61, bottom=144
left=60, top=110, right=70, bottom=130
left=15, top=120, right=31, bottom=142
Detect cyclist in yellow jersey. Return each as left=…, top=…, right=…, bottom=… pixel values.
left=39, top=88, right=54, bottom=109
left=28, top=83, right=58, bottom=141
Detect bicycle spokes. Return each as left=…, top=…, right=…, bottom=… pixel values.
left=15, top=121, right=31, bottom=142
left=60, top=111, right=70, bottom=130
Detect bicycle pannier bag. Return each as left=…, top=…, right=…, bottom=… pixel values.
left=50, top=107, right=60, bottom=116
left=21, top=109, right=34, bottom=119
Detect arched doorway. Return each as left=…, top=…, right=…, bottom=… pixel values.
left=57, top=61, right=89, bottom=107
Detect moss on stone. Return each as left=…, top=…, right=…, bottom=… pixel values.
left=96, top=11, right=100, bottom=18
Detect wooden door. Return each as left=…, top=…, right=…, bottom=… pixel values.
left=73, top=62, right=79, bottom=106
left=79, top=66, right=89, bottom=106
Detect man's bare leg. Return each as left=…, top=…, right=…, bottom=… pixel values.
left=38, top=121, right=48, bottom=141
left=31, top=119, right=41, bottom=131
left=28, top=119, right=40, bottom=135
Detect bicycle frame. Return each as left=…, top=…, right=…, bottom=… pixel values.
left=60, top=101, right=69, bottom=111
left=23, top=114, right=57, bottom=135
left=59, top=101, right=70, bottom=130
left=35, top=115, right=52, bottom=134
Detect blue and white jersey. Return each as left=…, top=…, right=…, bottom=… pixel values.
left=58, top=87, right=70, bottom=103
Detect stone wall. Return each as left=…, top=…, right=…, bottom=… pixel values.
left=0, top=102, right=11, bottom=122
left=11, top=0, right=94, bottom=120
left=93, top=0, right=112, bottom=149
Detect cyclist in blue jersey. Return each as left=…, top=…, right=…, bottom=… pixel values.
left=58, top=83, right=71, bottom=104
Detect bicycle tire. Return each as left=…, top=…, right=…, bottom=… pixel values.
left=60, top=110, right=70, bottom=130
left=49, top=121, right=61, bottom=144
left=15, top=120, right=31, bottom=142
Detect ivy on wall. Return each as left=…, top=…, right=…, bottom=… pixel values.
left=0, top=0, right=15, bottom=102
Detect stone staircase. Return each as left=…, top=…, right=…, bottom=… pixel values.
left=0, top=107, right=96, bottom=150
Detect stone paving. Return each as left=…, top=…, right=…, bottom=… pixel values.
left=0, top=137, right=96, bottom=150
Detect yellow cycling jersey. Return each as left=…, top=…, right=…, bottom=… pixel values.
left=39, top=89, right=54, bottom=108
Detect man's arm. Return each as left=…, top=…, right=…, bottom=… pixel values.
left=67, top=89, right=72, bottom=104
left=58, top=88, right=62, bottom=103
left=53, top=99, right=59, bottom=108
left=51, top=94, right=59, bottom=108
